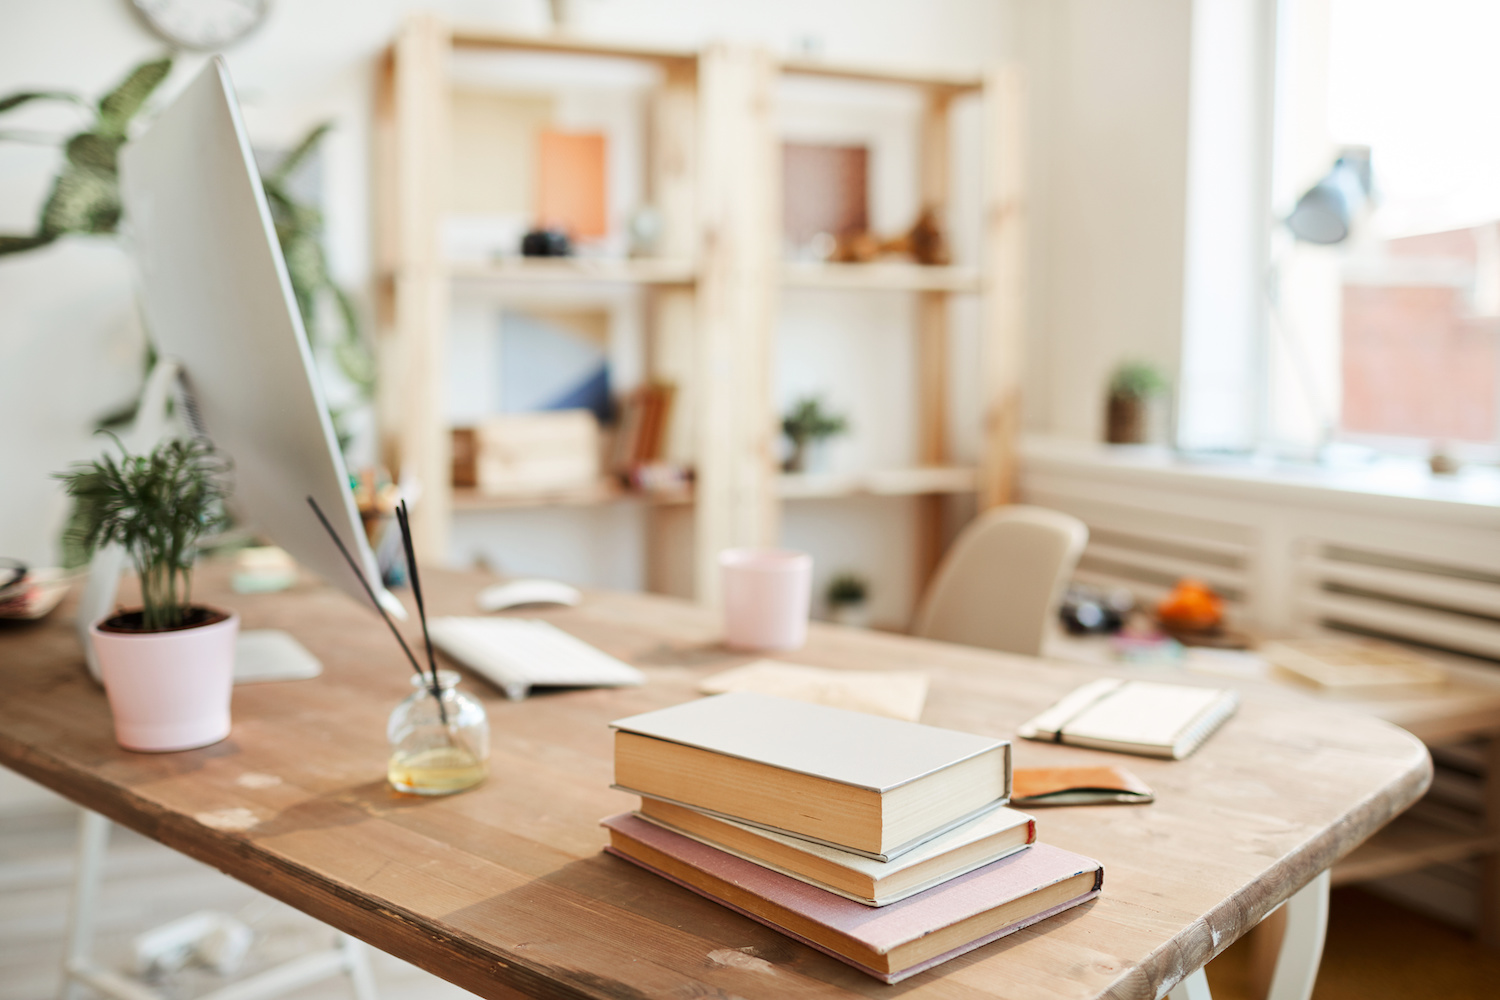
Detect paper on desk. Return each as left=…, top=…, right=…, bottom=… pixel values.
left=698, top=661, right=929, bottom=721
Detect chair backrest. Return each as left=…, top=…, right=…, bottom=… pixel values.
left=910, top=504, right=1089, bottom=657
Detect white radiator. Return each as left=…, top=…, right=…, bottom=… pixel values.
left=1021, top=437, right=1500, bottom=930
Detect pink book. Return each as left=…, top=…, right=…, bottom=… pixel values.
left=601, top=812, right=1102, bottom=984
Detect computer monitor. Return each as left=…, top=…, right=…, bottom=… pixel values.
left=75, top=57, right=402, bottom=679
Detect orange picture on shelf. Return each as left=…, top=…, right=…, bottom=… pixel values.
left=536, top=130, right=608, bottom=239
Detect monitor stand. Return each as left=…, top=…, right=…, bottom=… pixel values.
left=74, top=358, right=323, bottom=686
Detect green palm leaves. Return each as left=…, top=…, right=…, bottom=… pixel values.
left=0, top=59, right=171, bottom=254
left=57, top=437, right=231, bottom=630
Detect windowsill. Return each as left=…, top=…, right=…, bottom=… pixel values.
left=1022, top=435, right=1500, bottom=518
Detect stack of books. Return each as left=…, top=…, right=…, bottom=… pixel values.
left=603, top=692, right=1103, bottom=983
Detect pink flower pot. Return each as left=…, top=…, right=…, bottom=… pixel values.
left=89, top=610, right=237, bottom=752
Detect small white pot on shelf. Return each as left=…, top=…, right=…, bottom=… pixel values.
left=829, top=603, right=871, bottom=629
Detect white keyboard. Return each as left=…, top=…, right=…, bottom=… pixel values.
left=427, top=616, right=645, bottom=700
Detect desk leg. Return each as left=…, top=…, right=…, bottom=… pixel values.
left=1481, top=734, right=1500, bottom=949
left=1266, top=869, right=1330, bottom=1000
left=59, top=809, right=112, bottom=1000
left=1167, top=968, right=1212, bottom=1000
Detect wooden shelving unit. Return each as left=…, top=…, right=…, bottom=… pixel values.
left=375, top=15, right=1024, bottom=604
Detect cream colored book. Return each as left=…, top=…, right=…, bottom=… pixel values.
left=1018, top=679, right=1238, bottom=760
left=1261, top=638, right=1446, bottom=692
left=611, top=692, right=1011, bottom=861
left=636, top=798, right=1036, bottom=906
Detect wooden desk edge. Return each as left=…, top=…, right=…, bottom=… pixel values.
left=0, top=730, right=608, bottom=1000
left=1103, top=736, right=1432, bottom=999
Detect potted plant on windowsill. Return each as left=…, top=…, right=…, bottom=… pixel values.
left=1104, top=361, right=1170, bottom=444
left=57, top=436, right=234, bottom=752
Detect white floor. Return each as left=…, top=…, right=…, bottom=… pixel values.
left=0, top=803, right=480, bottom=1000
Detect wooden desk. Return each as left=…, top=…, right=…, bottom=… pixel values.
left=1047, top=633, right=1500, bottom=945
left=0, top=568, right=1430, bottom=1000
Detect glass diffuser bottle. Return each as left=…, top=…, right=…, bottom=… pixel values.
left=387, top=670, right=489, bottom=795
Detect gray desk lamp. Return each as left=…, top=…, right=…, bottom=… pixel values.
left=1286, top=147, right=1373, bottom=245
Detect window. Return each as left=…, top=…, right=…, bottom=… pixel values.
left=1269, top=0, right=1500, bottom=458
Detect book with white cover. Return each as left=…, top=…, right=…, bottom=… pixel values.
left=611, top=692, right=1011, bottom=860
left=1018, top=679, right=1238, bottom=760
left=636, top=798, right=1036, bottom=906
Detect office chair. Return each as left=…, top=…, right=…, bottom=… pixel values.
left=911, top=505, right=1089, bottom=657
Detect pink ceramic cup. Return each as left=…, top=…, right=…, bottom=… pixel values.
left=720, top=548, right=813, bottom=651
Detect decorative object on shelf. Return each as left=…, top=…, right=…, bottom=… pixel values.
left=829, top=206, right=951, bottom=266
left=56, top=436, right=236, bottom=752
left=781, top=396, right=848, bottom=473
left=720, top=549, right=814, bottom=652
left=451, top=427, right=479, bottom=488
left=826, top=571, right=871, bottom=628
left=307, top=495, right=489, bottom=795
left=612, top=382, right=676, bottom=479
left=475, top=410, right=600, bottom=496
left=130, top=0, right=271, bottom=51
left=520, top=226, right=572, bottom=256
left=536, top=129, right=607, bottom=240
left=783, top=142, right=868, bottom=259
left=1104, top=360, right=1170, bottom=444
left=627, top=204, right=663, bottom=257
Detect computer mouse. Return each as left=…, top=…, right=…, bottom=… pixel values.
left=477, top=578, right=582, bottom=612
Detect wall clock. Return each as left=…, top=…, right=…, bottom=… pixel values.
left=131, top=0, right=271, bottom=51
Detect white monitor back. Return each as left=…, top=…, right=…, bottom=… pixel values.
left=117, top=57, right=394, bottom=620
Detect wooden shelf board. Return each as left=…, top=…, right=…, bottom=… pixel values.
left=781, top=261, right=981, bottom=293
left=1331, top=811, right=1500, bottom=886
left=451, top=481, right=691, bottom=512
left=451, top=29, right=696, bottom=66
left=452, top=467, right=976, bottom=510
left=448, top=258, right=698, bottom=286
left=779, top=58, right=983, bottom=92
left=779, top=466, right=978, bottom=500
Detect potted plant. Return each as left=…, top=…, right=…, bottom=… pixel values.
left=826, top=572, right=871, bottom=628
left=781, top=396, right=849, bottom=473
left=57, top=436, right=235, bottom=752
left=1105, top=361, right=1170, bottom=444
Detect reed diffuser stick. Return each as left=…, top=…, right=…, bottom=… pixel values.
left=395, top=500, right=442, bottom=694
left=305, top=495, right=436, bottom=697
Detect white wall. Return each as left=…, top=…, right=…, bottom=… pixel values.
left=1016, top=0, right=1196, bottom=441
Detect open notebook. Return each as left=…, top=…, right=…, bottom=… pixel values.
left=1017, top=678, right=1238, bottom=760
